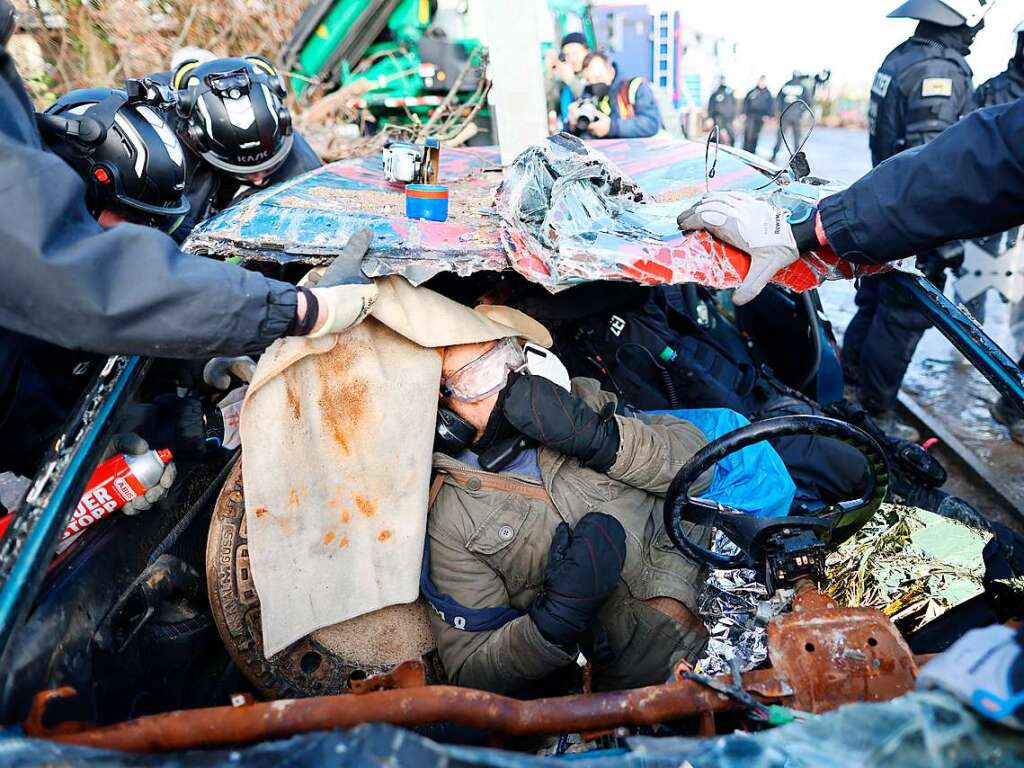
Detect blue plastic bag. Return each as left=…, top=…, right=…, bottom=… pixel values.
left=650, top=408, right=796, bottom=518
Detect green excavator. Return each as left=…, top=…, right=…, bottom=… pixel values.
left=278, top=0, right=592, bottom=133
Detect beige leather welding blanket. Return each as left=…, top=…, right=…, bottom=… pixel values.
left=241, top=276, right=550, bottom=657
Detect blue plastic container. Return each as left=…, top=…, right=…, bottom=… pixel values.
left=405, top=183, right=449, bottom=222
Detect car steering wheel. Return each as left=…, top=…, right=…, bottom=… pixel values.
left=662, top=415, right=890, bottom=585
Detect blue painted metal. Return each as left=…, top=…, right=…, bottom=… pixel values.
left=183, top=139, right=774, bottom=278
left=591, top=4, right=653, bottom=81
left=893, top=271, right=1024, bottom=409
left=0, top=356, right=146, bottom=665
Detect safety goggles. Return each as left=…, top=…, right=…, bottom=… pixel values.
left=441, top=338, right=526, bottom=403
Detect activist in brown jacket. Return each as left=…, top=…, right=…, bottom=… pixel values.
left=425, top=361, right=713, bottom=695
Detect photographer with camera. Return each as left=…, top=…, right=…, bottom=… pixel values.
left=564, top=52, right=662, bottom=139
left=546, top=32, right=590, bottom=125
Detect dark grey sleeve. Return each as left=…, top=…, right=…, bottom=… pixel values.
left=0, top=122, right=298, bottom=358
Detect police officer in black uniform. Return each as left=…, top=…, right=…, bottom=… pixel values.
left=842, top=0, right=990, bottom=439
left=974, top=19, right=1024, bottom=108
left=707, top=80, right=737, bottom=146
left=742, top=75, right=774, bottom=153
left=770, top=71, right=812, bottom=162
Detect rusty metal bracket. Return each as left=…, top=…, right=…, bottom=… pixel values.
left=350, top=659, right=427, bottom=694
left=767, top=604, right=918, bottom=713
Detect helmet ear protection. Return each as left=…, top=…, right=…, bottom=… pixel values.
left=171, top=60, right=207, bottom=151
left=277, top=105, right=293, bottom=136
left=244, top=54, right=287, bottom=98
left=172, top=59, right=201, bottom=116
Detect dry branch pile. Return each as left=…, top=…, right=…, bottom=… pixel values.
left=12, top=0, right=306, bottom=106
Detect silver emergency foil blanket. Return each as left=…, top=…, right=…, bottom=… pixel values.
left=694, top=533, right=791, bottom=677
left=824, top=503, right=992, bottom=633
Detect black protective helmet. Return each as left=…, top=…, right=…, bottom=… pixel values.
left=171, top=55, right=293, bottom=181
left=888, top=0, right=996, bottom=27
left=40, top=82, right=190, bottom=233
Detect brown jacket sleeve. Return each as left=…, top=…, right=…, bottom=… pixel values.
left=426, top=487, right=576, bottom=694
left=570, top=378, right=713, bottom=496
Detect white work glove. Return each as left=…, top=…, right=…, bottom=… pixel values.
left=307, top=283, right=378, bottom=339
left=301, top=227, right=378, bottom=339
left=917, top=625, right=1024, bottom=730
left=107, top=433, right=176, bottom=516
left=677, top=191, right=799, bottom=306
left=203, top=356, right=257, bottom=391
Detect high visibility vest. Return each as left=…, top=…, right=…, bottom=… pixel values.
left=597, top=77, right=667, bottom=137
left=596, top=77, right=645, bottom=119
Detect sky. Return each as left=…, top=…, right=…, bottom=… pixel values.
left=673, top=0, right=1022, bottom=94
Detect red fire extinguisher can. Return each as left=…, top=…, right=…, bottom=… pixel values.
left=56, top=448, right=172, bottom=554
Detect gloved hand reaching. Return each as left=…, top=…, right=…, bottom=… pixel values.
left=529, top=512, right=626, bottom=646
left=305, top=283, right=378, bottom=338
left=203, top=355, right=257, bottom=390
left=677, top=191, right=800, bottom=305
left=916, top=624, right=1024, bottom=730
left=498, top=372, right=620, bottom=472
left=105, top=433, right=176, bottom=515
left=299, top=227, right=379, bottom=338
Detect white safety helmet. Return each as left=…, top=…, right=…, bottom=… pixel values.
left=170, top=46, right=215, bottom=73
left=1015, top=18, right=1024, bottom=34
left=888, top=0, right=998, bottom=28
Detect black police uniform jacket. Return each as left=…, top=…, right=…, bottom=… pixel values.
left=974, top=64, right=1024, bottom=109
left=707, top=86, right=737, bottom=122
left=868, top=32, right=973, bottom=167
left=775, top=77, right=811, bottom=123
left=743, top=86, right=774, bottom=119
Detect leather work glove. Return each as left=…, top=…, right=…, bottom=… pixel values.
left=105, top=433, right=176, bottom=515
left=499, top=372, right=620, bottom=472
left=677, top=191, right=799, bottom=306
left=529, top=513, right=627, bottom=647
left=917, top=625, right=1024, bottom=730
left=202, top=356, right=257, bottom=391
left=303, top=228, right=378, bottom=339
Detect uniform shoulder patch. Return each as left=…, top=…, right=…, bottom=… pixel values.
left=871, top=71, right=892, bottom=99
left=921, top=78, right=953, bottom=98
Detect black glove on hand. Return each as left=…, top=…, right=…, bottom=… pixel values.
left=529, top=512, right=626, bottom=647
left=501, top=373, right=620, bottom=472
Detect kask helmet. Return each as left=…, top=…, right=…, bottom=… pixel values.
left=40, top=82, right=189, bottom=233
left=172, top=55, right=293, bottom=181
left=888, top=0, right=998, bottom=27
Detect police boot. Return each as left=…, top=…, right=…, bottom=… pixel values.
left=989, top=397, right=1024, bottom=446
left=868, top=409, right=920, bottom=443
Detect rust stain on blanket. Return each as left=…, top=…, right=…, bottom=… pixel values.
left=354, top=495, right=378, bottom=519
left=315, top=339, right=370, bottom=455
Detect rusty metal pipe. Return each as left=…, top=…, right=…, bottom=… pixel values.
left=45, top=675, right=783, bottom=752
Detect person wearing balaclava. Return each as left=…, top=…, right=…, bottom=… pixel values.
left=841, top=0, right=993, bottom=442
